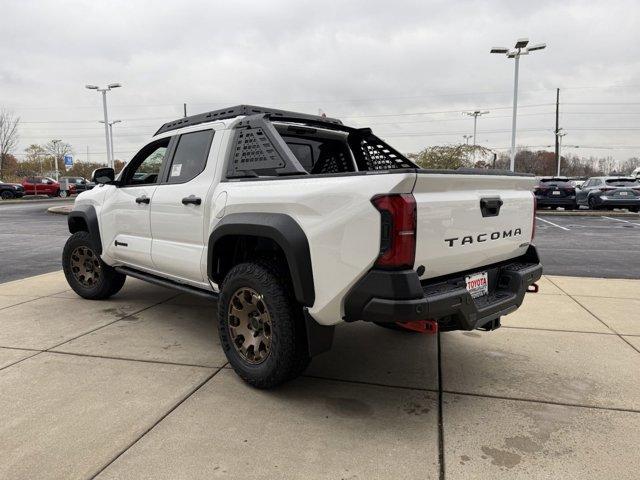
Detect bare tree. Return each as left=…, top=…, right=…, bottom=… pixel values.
left=44, top=139, right=72, bottom=173
left=0, top=109, right=20, bottom=177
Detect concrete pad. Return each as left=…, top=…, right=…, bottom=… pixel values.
left=0, top=295, right=39, bottom=310
left=95, top=369, right=439, bottom=480
left=536, top=276, right=564, bottom=295
left=502, top=294, right=611, bottom=333
left=306, top=321, right=438, bottom=390
left=0, top=270, right=68, bottom=297
left=0, top=290, right=171, bottom=350
left=574, top=296, right=640, bottom=336
left=0, top=347, right=36, bottom=370
left=546, top=275, right=640, bottom=299
left=0, top=352, right=212, bottom=480
left=444, top=393, right=640, bottom=479
left=55, top=303, right=226, bottom=367
left=441, top=329, right=640, bottom=410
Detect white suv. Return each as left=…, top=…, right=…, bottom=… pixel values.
left=63, top=105, right=542, bottom=388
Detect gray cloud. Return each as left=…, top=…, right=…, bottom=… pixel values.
left=1, top=0, right=638, bottom=163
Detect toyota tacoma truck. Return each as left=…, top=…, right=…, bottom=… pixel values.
left=62, top=105, right=542, bottom=388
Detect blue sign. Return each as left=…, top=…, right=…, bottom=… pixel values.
left=64, top=154, right=73, bottom=167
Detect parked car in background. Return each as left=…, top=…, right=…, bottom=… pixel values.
left=632, top=166, right=640, bottom=180
left=534, top=177, right=577, bottom=210
left=569, top=177, right=587, bottom=189
left=0, top=179, right=25, bottom=200
left=576, top=176, right=640, bottom=212
left=21, top=176, right=76, bottom=197
left=60, top=176, right=95, bottom=193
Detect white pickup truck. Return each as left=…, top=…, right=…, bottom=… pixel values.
left=63, top=105, right=542, bottom=388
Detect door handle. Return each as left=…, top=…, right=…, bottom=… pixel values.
left=135, top=196, right=150, bottom=204
left=182, top=195, right=202, bottom=206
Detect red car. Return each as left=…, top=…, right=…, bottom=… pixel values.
left=22, top=176, right=76, bottom=197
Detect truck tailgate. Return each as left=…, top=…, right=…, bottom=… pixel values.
left=412, top=172, right=537, bottom=279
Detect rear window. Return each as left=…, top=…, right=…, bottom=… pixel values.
left=539, top=180, right=571, bottom=187
left=606, top=178, right=637, bottom=185
left=166, top=130, right=214, bottom=184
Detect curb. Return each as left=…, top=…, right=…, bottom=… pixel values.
left=47, top=206, right=73, bottom=215
left=537, top=210, right=640, bottom=218
left=1, top=197, right=75, bottom=205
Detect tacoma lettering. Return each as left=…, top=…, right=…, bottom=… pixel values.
left=444, top=228, right=523, bottom=247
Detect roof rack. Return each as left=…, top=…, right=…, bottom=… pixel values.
left=154, top=104, right=343, bottom=135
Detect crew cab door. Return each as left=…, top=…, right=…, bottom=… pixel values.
left=100, top=137, right=171, bottom=269
left=150, top=128, right=217, bottom=285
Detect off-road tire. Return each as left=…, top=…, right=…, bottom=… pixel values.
left=62, top=231, right=126, bottom=299
left=0, top=190, right=15, bottom=200
left=218, top=261, right=310, bottom=388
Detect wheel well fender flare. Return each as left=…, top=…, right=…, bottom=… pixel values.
left=208, top=213, right=315, bottom=307
left=67, top=204, right=102, bottom=255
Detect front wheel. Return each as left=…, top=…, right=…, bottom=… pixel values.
left=62, top=231, right=126, bottom=299
left=0, top=190, right=15, bottom=200
left=217, top=262, right=310, bottom=388
left=588, top=197, right=599, bottom=210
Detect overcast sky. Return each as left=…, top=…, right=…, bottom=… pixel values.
left=1, top=0, right=639, bottom=164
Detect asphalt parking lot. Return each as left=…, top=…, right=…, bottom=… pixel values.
left=0, top=200, right=71, bottom=283
left=535, top=214, right=640, bottom=279
left=0, top=271, right=638, bottom=479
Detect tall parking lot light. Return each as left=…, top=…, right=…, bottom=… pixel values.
left=100, top=120, right=122, bottom=166
left=85, top=83, right=122, bottom=168
left=464, top=110, right=489, bottom=147
left=491, top=39, right=546, bottom=171
left=556, top=128, right=567, bottom=176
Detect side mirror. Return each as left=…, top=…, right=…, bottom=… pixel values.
left=92, top=167, right=115, bottom=185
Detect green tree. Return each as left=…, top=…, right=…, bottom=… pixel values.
left=409, top=144, right=491, bottom=170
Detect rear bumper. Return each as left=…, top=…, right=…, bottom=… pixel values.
left=592, top=196, right=640, bottom=208
left=535, top=196, right=576, bottom=207
left=343, top=246, right=542, bottom=331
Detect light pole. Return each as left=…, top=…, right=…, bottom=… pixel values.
left=85, top=83, right=122, bottom=168
left=464, top=110, right=489, bottom=147
left=491, top=38, right=546, bottom=171
left=463, top=134, right=472, bottom=145
left=556, top=128, right=567, bottom=176
left=100, top=120, right=122, bottom=166
left=51, top=139, right=61, bottom=181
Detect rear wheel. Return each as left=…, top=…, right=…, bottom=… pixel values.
left=62, top=231, right=126, bottom=299
left=0, top=190, right=15, bottom=200
left=217, top=262, right=310, bottom=388
left=588, top=197, right=599, bottom=210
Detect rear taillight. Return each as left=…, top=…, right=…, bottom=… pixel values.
left=532, top=194, right=537, bottom=241
left=371, top=194, right=416, bottom=269
left=601, top=187, right=615, bottom=192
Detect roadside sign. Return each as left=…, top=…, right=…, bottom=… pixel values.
left=64, top=154, right=73, bottom=167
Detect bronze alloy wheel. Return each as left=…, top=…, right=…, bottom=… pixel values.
left=70, top=246, right=102, bottom=287
left=228, top=287, right=273, bottom=364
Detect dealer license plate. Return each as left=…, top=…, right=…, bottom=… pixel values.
left=465, top=271, right=489, bottom=298
left=619, top=191, right=629, bottom=196
left=552, top=190, right=561, bottom=195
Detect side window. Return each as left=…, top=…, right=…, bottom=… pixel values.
left=122, top=138, right=170, bottom=186
left=166, top=130, right=214, bottom=184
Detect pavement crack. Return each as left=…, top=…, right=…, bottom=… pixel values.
left=437, top=330, right=445, bottom=480
left=88, top=364, right=227, bottom=480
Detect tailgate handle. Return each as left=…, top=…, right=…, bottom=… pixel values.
left=480, top=197, right=503, bottom=217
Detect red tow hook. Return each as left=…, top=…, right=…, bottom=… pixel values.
left=527, top=283, right=539, bottom=293
left=395, top=319, right=438, bottom=334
